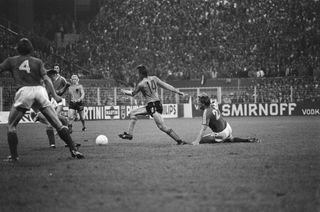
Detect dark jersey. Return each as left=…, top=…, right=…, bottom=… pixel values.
left=0, top=55, right=46, bottom=88
left=202, top=106, right=227, bottom=133
left=52, top=75, right=67, bottom=93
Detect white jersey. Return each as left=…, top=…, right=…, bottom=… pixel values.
left=134, top=76, right=179, bottom=104
left=136, top=76, right=161, bottom=103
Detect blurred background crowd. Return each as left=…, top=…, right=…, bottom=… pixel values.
left=0, top=0, right=320, bottom=109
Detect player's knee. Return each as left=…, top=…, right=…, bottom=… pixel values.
left=130, top=114, right=138, bottom=121
left=159, top=125, right=170, bottom=133
left=7, top=126, right=17, bottom=134
left=46, top=126, right=54, bottom=130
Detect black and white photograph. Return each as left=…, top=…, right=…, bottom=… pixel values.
left=0, top=0, right=319, bottom=211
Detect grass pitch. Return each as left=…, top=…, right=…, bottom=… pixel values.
left=0, top=116, right=319, bottom=212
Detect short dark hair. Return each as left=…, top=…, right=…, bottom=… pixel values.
left=198, top=93, right=211, bottom=106
left=16, top=38, right=34, bottom=55
left=137, top=65, right=148, bottom=78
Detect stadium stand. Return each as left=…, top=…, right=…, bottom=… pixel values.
left=1, top=0, right=320, bottom=110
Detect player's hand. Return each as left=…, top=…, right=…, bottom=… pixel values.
left=179, top=92, right=188, bottom=97
left=121, top=89, right=132, bottom=96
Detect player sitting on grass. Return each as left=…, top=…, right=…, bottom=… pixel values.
left=192, top=93, right=261, bottom=145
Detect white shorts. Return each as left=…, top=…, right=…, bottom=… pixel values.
left=14, top=86, right=52, bottom=112
left=50, top=98, right=66, bottom=109
left=130, top=105, right=148, bottom=116
left=210, top=122, right=233, bottom=143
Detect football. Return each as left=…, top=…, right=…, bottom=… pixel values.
left=95, top=135, right=109, bottom=145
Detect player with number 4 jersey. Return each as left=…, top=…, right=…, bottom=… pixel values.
left=119, top=65, right=188, bottom=145
left=0, top=38, right=84, bottom=161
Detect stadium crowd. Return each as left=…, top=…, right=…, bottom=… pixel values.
left=76, top=0, right=320, bottom=82
left=1, top=0, right=320, bottom=81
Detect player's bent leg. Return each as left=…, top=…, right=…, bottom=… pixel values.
left=6, top=107, right=25, bottom=161
left=153, top=113, right=187, bottom=145
left=119, top=106, right=146, bottom=140
left=40, top=106, right=84, bottom=159
left=199, top=134, right=216, bottom=144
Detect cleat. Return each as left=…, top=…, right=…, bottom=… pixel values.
left=82, top=127, right=86, bottom=131
left=71, top=150, right=84, bottom=159
left=50, top=144, right=56, bottom=148
left=3, top=155, right=19, bottom=162
left=248, top=137, right=261, bottom=143
left=118, top=132, right=133, bottom=140
left=177, top=140, right=189, bottom=145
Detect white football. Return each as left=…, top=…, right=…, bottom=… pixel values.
left=95, top=135, right=109, bottom=145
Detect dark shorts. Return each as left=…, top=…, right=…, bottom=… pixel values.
left=69, top=101, right=84, bottom=112
left=146, top=101, right=163, bottom=116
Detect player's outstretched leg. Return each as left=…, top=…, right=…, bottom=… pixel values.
left=41, top=107, right=84, bottom=159
left=226, top=137, right=261, bottom=143
left=199, top=134, right=215, bottom=144
left=119, top=115, right=137, bottom=140
left=153, top=113, right=188, bottom=145
left=57, top=126, right=84, bottom=159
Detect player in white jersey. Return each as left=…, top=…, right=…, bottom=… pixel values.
left=119, top=65, right=188, bottom=145
left=67, top=74, right=86, bottom=132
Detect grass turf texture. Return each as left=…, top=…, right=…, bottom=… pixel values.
left=0, top=116, right=319, bottom=212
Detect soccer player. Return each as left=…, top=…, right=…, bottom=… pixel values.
left=31, top=65, right=71, bottom=148
left=47, top=64, right=69, bottom=115
left=119, top=65, right=188, bottom=145
left=0, top=38, right=84, bottom=161
left=67, top=74, right=86, bottom=132
left=192, top=93, right=261, bottom=145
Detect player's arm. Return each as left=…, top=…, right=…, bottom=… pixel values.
left=121, top=85, right=141, bottom=97
left=192, top=124, right=208, bottom=145
left=156, top=77, right=185, bottom=96
left=0, top=58, right=10, bottom=74
left=79, top=85, right=85, bottom=101
left=40, top=62, right=61, bottom=102
left=56, top=78, right=70, bottom=96
left=43, top=75, right=62, bottom=102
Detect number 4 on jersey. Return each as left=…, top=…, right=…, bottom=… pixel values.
left=19, top=60, right=31, bottom=73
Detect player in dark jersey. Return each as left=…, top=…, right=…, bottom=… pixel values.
left=119, top=65, right=188, bottom=145
left=0, top=38, right=84, bottom=161
left=192, top=93, right=260, bottom=145
left=31, top=65, right=71, bottom=148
